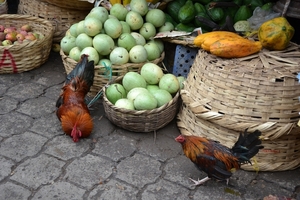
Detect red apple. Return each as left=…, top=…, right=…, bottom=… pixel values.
left=0, top=32, right=6, bottom=41
left=19, top=30, right=28, bottom=36
left=25, top=34, right=36, bottom=41
left=21, top=24, right=32, bottom=32
left=0, top=25, right=4, bottom=32
left=5, top=32, right=17, bottom=42
left=16, top=33, right=25, bottom=41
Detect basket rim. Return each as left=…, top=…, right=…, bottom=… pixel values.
left=0, top=14, right=54, bottom=50
left=102, top=76, right=180, bottom=115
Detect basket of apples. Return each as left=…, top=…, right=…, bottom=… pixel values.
left=0, top=14, right=54, bottom=74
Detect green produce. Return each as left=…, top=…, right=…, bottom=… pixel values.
left=194, top=12, right=212, bottom=31
left=191, top=0, right=210, bottom=4
left=175, top=0, right=187, bottom=6
left=205, top=4, right=224, bottom=23
left=166, top=1, right=183, bottom=23
left=159, top=74, right=180, bottom=94
left=140, top=63, right=164, bottom=85
left=152, top=89, right=173, bottom=107
left=178, top=0, right=196, bottom=24
left=233, top=5, right=252, bottom=23
left=130, top=0, right=148, bottom=16
left=129, top=45, right=148, bottom=63
left=165, top=13, right=178, bottom=27
left=115, top=98, right=135, bottom=110
left=145, top=9, right=166, bottom=28
left=109, top=47, right=129, bottom=65
left=106, top=83, right=127, bottom=104
left=194, top=3, right=206, bottom=14
left=127, top=87, right=148, bottom=101
left=261, top=2, right=274, bottom=11
left=232, top=0, right=243, bottom=6
left=175, top=23, right=195, bottom=32
left=244, top=0, right=264, bottom=11
left=122, top=72, right=147, bottom=91
left=134, top=91, right=157, bottom=110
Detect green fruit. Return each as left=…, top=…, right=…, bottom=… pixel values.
left=134, top=91, right=157, bottom=110
left=126, top=11, right=144, bottom=31
left=129, top=45, right=147, bottom=63
left=130, top=0, right=148, bottom=16
left=117, top=33, right=136, bottom=51
left=144, top=42, right=161, bottom=61
left=139, top=22, right=156, bottom=40
left=152, top=89, right=173, bottom=107
left=122, top=72, right=147, bottom=91
left=110, top=3, right=128, bottom=21
left=145, top=9, right=166, bottom=28
left=165, top=13, right=178, bottom=27
left=104, top=18, right=123, bottom=39
left=234, top=5, right=252, bottom=23
left=159, top=73, right=180, bottom=94
left=175, top=23, right=195, bottom=32
left=178, top=0, right=196, bottom=24
left=205, top=4, right=224, bottom=23
left=166, top=1, right=182, bottom=23
left=140, top=63, right=164, bottom=85
left=109, top=47, right=129, bottom=65
left=106, top=83, right=127, bottom=104
left=115, top=98, right=135, bottom=110
left=93, top=34, right=114, bottom=56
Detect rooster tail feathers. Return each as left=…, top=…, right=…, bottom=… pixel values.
left=231, top=129, right=263, bottom=164
left=66, top=54, right=95, bottom=89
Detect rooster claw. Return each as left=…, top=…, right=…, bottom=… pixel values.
left=189, top=177, right=211, bottom=186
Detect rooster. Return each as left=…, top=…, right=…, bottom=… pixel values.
left=56, top=54, right=95, bottom=142
left=175, top=129, right=263, bottom=185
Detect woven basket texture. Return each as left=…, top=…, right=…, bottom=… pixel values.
left=0, top=0, right=7, bottom=14
left=103, top=77, right=180, bottom=132
left=177, top=42, right=300, bottom=171
left=60, top=49, right=165, bottom=97
left=0, top=14, right=54, bottom=74
left=43, top=0, right=93, bottom=10
left=177, top=102, right=300, bottom=171
left=17, top=0, right=89, bottom=42
left=273, top=0, right=300, bottom=19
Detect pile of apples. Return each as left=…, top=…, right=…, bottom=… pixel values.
left=0, top=24, right=44, bottom=46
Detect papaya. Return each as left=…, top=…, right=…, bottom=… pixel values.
left=178, top=0, right=196, bottom=24
left=233, top=5, right=252, bottom=23
left=210, top=38, right=262, bottom=58
left=258, top=17, right=295, bottom=50
left=165, top=13, right=178, bottom=27
left=194, top=2, right=206, bottom=14
left=261, top=2, right=274, bottom=11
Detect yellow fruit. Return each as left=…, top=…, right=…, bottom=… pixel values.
left=258, top=17, right=295, bottom=50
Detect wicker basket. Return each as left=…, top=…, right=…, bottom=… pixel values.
left=60, top=49, right=165, bottom=96
left=0, top=0, right=7, bottom=14
left=0, top=15, right=54, bottom=74
left=18, top=0, right=89, bottom=42
left=43, top=0, right=93, bottom=10
left=103, top=76, right=180, bottom=132
left=177, top=42, right=300, bottom=171
left=177, top=102, right=300, bottom=171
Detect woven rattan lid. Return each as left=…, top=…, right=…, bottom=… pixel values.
left=273, top=0, right=300, bottom=19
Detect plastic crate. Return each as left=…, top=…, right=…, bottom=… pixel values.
left=172, top=45, right=198, bottom=78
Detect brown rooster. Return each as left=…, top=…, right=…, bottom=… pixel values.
left=175, top=129, right=263, bottom=185
left=56, top=54, right=95, bottom=142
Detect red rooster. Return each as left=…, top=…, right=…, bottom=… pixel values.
left=56, top=54, right=95, bottom=142
left=175, top=129, right=263, bottom=185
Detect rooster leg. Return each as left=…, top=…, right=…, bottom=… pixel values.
left=189, top=177, right=211, bottom=186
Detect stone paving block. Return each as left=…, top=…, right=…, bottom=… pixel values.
left=10, top=154, right=65, bottom=189
left=0, top=131, right=48, bottom=162
left=0, top=84, right=8, bottom=96
left=0, top=112, right=33, bottom=137
left=5, top=83, right=45, bottom=101
left=30, top=70, right=65, bottom=87
left=44, top=135, right=91, bottom=160
left=141, top=178, right=190, bottom=200
left=0, top=156, right=14, bottom=182
left=44, top=85, right=63, bottom=100
left=93, top=133, right=137, bottom=162
left=17, top=97, right=56, bottom=118
left=0, top=96, right=18, bottom=114
left=138, top=132, right=182, bottom=162
left=32, top=181, right=86, bottom=200
left=88, top=179, right=139, bottom=200
left=192, top=184, right=243, bottom=200
left=116, top=153, right=161, bottom=189
left=29, top=113, right=62, bottom=138
left=64, top=154, right=114, bottom=189
left=244, top=179, right=293, bottom=199
left=0, top=73, right=31, bottom=88
left=0, top=182, right=31, bottom=200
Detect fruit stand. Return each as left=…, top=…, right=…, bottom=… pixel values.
left=2, top=0, right=300, bottom=171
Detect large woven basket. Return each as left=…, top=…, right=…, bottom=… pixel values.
left=177, top=42, right=300, bottom=171
left=60, top=49, right=165, bottom=96
left=43, top=0, right=93, bottom=10
left=103, top=77, right=180, bottom=132
left=18, top=0, right=89, bottom=42
left=0, top=15, right=54, bottom=74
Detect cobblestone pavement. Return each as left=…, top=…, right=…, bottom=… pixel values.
left=0, top=52, right=299, bottom=200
